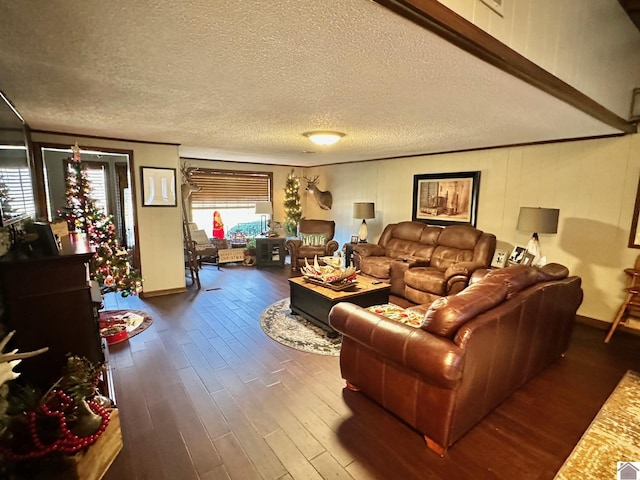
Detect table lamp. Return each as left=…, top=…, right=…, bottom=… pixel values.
left=353, top=202, right=375, bottom=243
left=255, top=201, right=273, bottom=235
left=516, top=207, right=559, bottom=266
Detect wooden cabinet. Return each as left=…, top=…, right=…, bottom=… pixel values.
left=0, top=243, right=104, bottom=392
left=255, top=236, right=285, bottom=268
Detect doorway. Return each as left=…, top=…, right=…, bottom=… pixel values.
left=36, top=144, right=138, bottom=260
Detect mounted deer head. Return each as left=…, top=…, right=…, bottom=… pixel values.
left=180, top=163, right=201, bottom=201
left=303, top=175, right=333, bottom=210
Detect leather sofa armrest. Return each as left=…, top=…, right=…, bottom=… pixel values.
left=285, top=238, right=302, bottom=258
left=352, top=243, right=385, bottom=258
left=443, top=261, right=485, bottom=282
left=325, top=239, right=339, bottom=255
left=329, top=303, right=464, bottom=389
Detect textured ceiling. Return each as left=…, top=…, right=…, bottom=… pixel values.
left=0, top=0, right=626, bottom=166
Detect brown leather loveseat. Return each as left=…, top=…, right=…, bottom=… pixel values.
left=353, top=221, right=496, bottom=303
left=329, top=263, right=583, bottom=455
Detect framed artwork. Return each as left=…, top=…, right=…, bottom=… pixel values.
left=491, top=249, right=508, bottom=268
left=412, top=171, right=480, bottom=226
left=350, top=235, right=359, bottom=243
left=508, top=245, right=527, bottom=265
left=141, top=167, right=177, bottom=207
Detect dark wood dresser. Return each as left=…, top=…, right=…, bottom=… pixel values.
left=0, top=238, right=106, bottom=393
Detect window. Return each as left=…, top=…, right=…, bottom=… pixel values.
left=188, top=168, right=272, bottom=238
left=0, top=160, right=36, bottom=221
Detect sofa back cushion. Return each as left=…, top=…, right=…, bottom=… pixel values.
left=383, top=222, right=436, bottom=260
left=421, top=280, right=509, bottom=338
left=429, top=226, right=482, bottom=269
left=298, top=219, right=335, bottom=240
left=484, top=264, right=540, bottom=298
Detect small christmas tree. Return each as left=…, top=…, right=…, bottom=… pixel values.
left=0, top=178, right=13, bottom=219
left=60, top=143, right=142, bottom=297
left=283, top=169, right=302, bottom=236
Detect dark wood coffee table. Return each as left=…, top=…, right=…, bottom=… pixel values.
left=288, top=275, right=390, bottom=337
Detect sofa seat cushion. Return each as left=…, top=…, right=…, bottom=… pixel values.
left=405, top=267, right=447, bottom=296
left=366, top=303, right=424, bottom=327
left=359, top=256, right=393, bottom=279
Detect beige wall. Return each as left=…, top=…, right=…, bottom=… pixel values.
left=312, top=134, right=640, bottom=323
left=30, top=132, right=640, bottom=322
left=437, top=0, right=640, bottom=118
left=31, top=132, right=185, bottom=294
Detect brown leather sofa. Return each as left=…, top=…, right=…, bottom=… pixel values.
left=285, top=219, right=340, bottom=271
left=353, top=221, right=496, bottom=304
left=329, top=263, right=583, bottom=455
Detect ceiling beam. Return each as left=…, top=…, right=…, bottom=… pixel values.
left=374, top=0, right=636, bottom=134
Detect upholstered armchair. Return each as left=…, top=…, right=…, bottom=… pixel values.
left=285, top=219, right=339, bottom=271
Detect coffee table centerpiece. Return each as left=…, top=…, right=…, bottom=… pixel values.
left=300, top=256, right=357, bottom=291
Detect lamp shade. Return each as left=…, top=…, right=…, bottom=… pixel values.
left=255, top=201, right=273, bottom=215
left=517, top=207, right=559, bottom=234
left=353, top=202, right=375, bottom=219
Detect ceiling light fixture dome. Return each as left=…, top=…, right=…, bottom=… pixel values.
left=303, top=131, right=345, bottom=146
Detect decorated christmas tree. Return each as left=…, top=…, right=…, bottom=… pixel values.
left=61, top=143, right=142, bottom=297
left=283, top=169, right=302, bottom=236
left=0, top=178, right=13, bottom=218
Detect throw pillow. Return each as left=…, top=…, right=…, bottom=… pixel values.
left=366, top=303, right=423, bottom=328
left=301, top=233, right=327, bottom=246
left=191, top=230, right=211, bottom=245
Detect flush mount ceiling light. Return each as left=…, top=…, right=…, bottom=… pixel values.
left=303, top=131, right=345, bottom=146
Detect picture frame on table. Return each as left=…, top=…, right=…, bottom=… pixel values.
left=508, top=245, right=527, bottom=265
left=350, top=235, right=359, bottom=244
left=412, top=171, right=480, bottom=226
left=521, top=252, right=536, bottom=266
left=490, top=249, right=507, bottom=268
left=141, top=166, right=177, bottom=207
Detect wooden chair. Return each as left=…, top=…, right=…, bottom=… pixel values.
left=605, top=255, right=640, bottom=343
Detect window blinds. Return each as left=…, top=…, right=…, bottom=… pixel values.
left=0, top=166, right=36, bottom=217
left=189, top=169, right=272, bottom=209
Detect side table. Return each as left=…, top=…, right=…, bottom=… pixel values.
left=344, top=242, right=359, bottom=267
left=256, top=236, right=286, bottom=268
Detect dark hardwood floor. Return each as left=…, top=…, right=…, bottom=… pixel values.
left=101, top=263, right=640, bottom=480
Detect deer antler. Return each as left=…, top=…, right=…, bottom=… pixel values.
left=0, top=331, right=49, bottom=386
left=180, top=163, right=199, bottom=183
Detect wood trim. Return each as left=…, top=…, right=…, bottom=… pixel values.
left=140, top=286, right=187, bottom=298
left=576, top=314, right=640, bottom=339
left=629, top=175, right=640, bottom=249
left=302, top=132, right=626, bottom=168
left=373, top=0, right=635, bottom=134
left=30, top=129, right=180, bottom=147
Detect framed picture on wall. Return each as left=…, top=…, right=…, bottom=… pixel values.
left=141, top=167, right=177, bottom=207
left=412, top=171, right=480, bottom=226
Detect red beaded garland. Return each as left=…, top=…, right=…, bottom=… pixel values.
left=0, top=389, right=112, bottom=460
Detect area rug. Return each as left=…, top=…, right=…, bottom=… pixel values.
left=554, top=370, right=640, bottom=479
left=259, top=298, right=341, bottom=356
left=99, top=309, right=153, bottom=345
